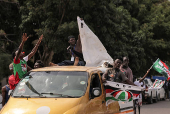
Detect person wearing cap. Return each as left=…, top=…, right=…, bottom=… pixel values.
left=102, top=57, right=135, bottom=85
left=12, top=33, right=43, bottom=85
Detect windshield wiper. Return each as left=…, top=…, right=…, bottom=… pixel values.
left=25, top=81, right=43, bottom=97
left=13, top=95, right=46, bottom=98
left=40, top=93, right=77, bottom=98
left=13, top=95, right=31, bottom=98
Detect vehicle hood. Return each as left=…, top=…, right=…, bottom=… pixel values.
left=1, top=97, right=81, bottom=114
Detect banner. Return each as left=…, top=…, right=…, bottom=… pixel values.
left=77, top=16, right=114, bottom=67
left=152, top=58, right=170, bottom=80
left=152, top=79, right=165, bottom=88
left=104, top=81, right=143, bottom=107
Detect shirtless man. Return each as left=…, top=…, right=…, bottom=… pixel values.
left=120, top=56, right=133, bottom=82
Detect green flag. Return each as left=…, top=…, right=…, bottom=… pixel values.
left=152, top=58, right=170, bottom=80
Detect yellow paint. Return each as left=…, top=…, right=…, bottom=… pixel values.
left=0, top=66, right=121, bottom=114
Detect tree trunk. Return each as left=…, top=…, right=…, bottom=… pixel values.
left=41, top=45, right=54, bottom=67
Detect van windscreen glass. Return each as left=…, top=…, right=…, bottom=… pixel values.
left=13, top=71, right=88, bottom=98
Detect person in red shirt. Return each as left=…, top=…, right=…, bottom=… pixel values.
left=8, top=63, right=15, bottom=90
left=1, top=64, right=14, bottom=107
left=12, top=33, right=43, bottom=85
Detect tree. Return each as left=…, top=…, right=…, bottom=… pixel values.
left=0, top=0, right=21, bottom=80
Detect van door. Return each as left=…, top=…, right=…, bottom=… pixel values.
left=84, top=73, right=105, bottom=114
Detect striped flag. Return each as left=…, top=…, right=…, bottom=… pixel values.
left=105, top=81, right=143, bottom=106
left=152, top=58, right=170, bottom=80
left=152, top=79, right=165, bottom=88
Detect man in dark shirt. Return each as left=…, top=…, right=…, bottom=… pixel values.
left=102, top=58, right=135, bottom=85
left=49, top=35, right=85, bottom=66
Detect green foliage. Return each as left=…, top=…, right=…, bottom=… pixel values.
left=0, top=54, right=12, bottom=79
left=1, top=0, right=170, bottom=77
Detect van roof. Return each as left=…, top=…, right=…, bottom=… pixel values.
left=31, top=66, right=106, bottom=72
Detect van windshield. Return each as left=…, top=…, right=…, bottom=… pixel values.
left=13, top=71, right=88, bottom=98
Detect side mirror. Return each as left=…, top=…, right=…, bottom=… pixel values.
left=92, top=88, right=101, bottom=97
left=8, top=90, right=13, bottom=96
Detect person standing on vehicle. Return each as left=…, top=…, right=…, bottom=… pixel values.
left=102, top=57, right=135, bottom=85
left=164, top=80, right=169, bottom=99
left=67, top=35, right=77, bottom=61
left=13, top=33, right=43, bottom=85
left=168, top=80, right=170, bottom=99
left=133, top=69, right=150, bottom=114
left=49, top=35, right=85, bottom=66
left=120, top=56, right=133, bottom=82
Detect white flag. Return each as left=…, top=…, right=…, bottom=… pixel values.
left=77, top=16, right=114, bottom=67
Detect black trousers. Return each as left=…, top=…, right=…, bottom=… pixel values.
left=165, top=89, right=169, bottom=99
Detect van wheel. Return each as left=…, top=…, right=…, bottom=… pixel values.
left=157, top=94, right=160, bottom=101
left=154, top=93, right=158, bottom=103
left=148, top=93, right=153, bottom=104
left=163, top=93, right=166, bottom=100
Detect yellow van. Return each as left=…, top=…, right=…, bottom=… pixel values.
left=0, top=66, right=133, bottom=114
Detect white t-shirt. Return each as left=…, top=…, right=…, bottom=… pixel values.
left=134, top=81, right=143, bottom=87
left=23, top=56, right=28, bottom=62
left=134, top=81, right=143, bottom=106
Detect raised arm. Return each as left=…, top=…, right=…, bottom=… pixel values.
left=15, top=33, right=29, bottom=60
left=27, top=34, right=43, bottom=60
left=139, top=69, right=150, bottom=83
left=75, top=35, right=82, bottom=53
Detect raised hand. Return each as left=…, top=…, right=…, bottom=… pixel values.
left=22, top=33, right=29, bottom=42
left=39, top=34, right=43, bottom=41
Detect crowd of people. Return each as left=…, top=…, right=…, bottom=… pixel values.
left=1, top=32, right=166, bottom=114
left=1, top=33, right=44, bottom=107
left=1, top=33, right=86, bottom=107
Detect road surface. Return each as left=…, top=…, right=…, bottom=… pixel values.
left=141, top=100, right=170, bottom=114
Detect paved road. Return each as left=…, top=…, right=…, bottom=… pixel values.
left=141, top=100, right=170, bottom=114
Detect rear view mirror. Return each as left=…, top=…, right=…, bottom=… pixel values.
left=92, top=88, right=101, bottom=97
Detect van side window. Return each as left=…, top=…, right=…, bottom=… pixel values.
left=89, top=73, right=102, bottom=99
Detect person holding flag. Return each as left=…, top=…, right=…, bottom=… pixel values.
left=152, top=58, right=170, bottom=80
left=151, top=58, right=170, bottom=100
left=133, top=69, right=150, bottom=114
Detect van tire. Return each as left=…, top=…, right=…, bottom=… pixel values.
left=154, top=93, right=158, bottom=103
left=157, top=94, right=160, bottom=101
left=148, top=93, right=153, bottom=104
left=163, top=93, right=166, bottom=100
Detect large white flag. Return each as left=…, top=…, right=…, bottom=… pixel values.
left=77, top=16, right=113, bottom=67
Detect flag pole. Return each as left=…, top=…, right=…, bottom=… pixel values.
left=149, top=58, right=159, bottom=70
